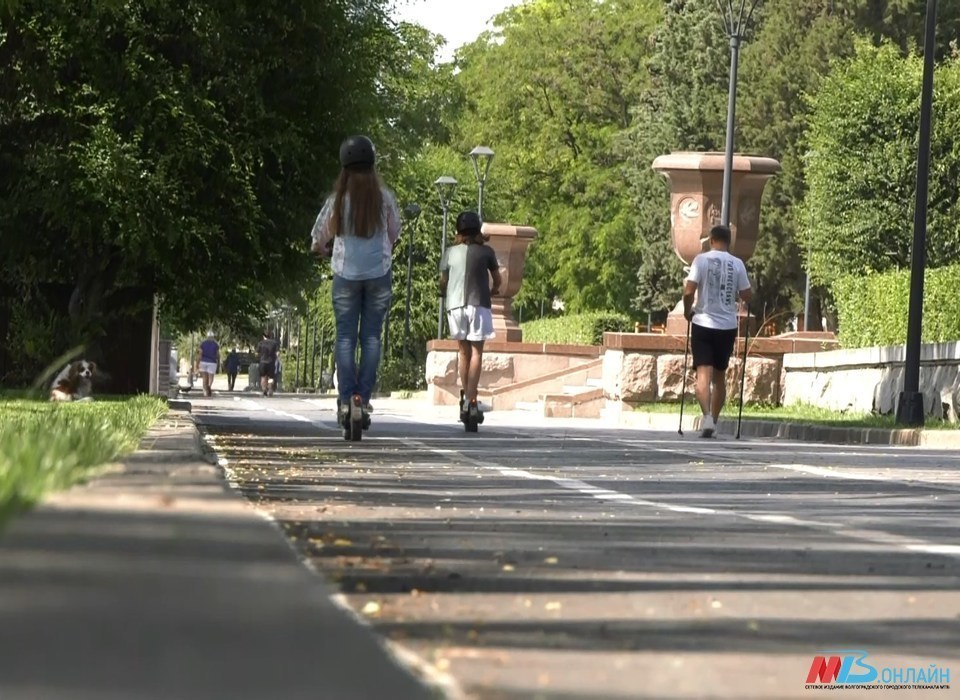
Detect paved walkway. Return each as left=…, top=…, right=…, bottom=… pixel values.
left=192, top=393, right=960, bottom=699
left=0, top=414, right=436, bottom=700
left=3, top=391, right=958, bottom=699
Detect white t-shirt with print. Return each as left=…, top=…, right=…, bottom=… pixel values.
left=685, top=249, right=751, bottom=330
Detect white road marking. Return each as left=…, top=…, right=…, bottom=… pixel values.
left=395, top=442, right=960, bottom=561
left=236, top=398, right=338, bottom=430
left=216, top=403, right=960, bottom=561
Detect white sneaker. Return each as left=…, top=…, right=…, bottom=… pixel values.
left=700, top=415, right=715, bottom=439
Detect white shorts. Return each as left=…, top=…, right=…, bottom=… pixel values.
left=447, top=306, right=495, bottom=342
left=199, top=361, right=217, bottom=375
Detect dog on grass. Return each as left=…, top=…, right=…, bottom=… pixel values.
left=50, top=360, right=97, bottom=402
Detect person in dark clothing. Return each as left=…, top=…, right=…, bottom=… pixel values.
left=257, top=330, right=280, bottom=397
left=224, top=348, right=241, bottom=391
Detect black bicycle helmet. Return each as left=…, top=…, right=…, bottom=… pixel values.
left=339, top=135, right=376, bottom=171
left=456, top=211, right=482, bottom=234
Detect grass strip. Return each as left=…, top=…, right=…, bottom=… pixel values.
left=0, top=395, right=168, bottom=527
left=631, top=401, right=957, bottom=430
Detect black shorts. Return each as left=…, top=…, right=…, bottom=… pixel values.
left=691, top=324, right=738, bottom=370
left=259, top=361, right=276, bottom=379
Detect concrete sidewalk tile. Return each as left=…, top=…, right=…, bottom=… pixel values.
left=0, top=416, right=436, bottom=700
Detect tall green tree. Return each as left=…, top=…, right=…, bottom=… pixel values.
left=735, top=0, right=859, bottom=324
left=0, top=0, right=402, bottom=376
left=624, top=0, right=729, bottom=317
left=453, top=0, right=662, bottom=314
left=800, top=40, right=960, bottom=285
left=839, top=0, right=960, bottom=57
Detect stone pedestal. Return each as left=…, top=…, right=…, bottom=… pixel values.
left=653, top=152, right=780, bottom=334
left=480, top=223, right=538, bottom=342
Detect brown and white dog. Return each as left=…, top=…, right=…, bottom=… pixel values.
left=50, top=360, right=97, bottom=402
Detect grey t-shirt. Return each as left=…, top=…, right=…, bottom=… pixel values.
left=441, top=242, right=499, bottom=310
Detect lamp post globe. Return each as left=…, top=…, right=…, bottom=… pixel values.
left=469, top=146, right=495, bottom=219
left=717, top=0, right=762, bottom=227
left=402, top=203, right=422, bottom=351
left=434, top=176, right=459, bottom=339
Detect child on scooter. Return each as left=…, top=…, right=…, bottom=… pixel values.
left=439, top=211, right=502, bottom=424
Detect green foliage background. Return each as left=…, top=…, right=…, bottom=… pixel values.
left=521, top=312, right=631, bottom=346
left=801, top=42, right=960, bottom=286
left=6, top=0, right=960, bottom=388
left=834, top=265, right=960, bottom=348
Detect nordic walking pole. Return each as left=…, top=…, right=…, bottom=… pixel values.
left=678, top=320, right=691, bottom=436
left=735, top=306, right=751, bottom=440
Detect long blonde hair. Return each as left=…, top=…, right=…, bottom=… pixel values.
left=331, top=168, right=385, bottom=239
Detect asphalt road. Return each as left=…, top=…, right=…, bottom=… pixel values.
left=192, top=393, right=960, bottom=700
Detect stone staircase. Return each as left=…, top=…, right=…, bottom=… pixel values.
left=506, top=361, right=606, bottom=418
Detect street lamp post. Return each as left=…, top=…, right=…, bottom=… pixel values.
left=294, top=317, right=301, bottom=388
left=310, top=317, right=317, bottom=387
left=402, top=203, right=422, bottom=352
left=435, top=176, right=458, bottom=339
left=469, top=146, right=495, bottom=219
left=716, top=0, right=762, bottom=227
left=897, top=0, right=938, bottom=427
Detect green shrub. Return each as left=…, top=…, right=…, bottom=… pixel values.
left=378, top=354, right=426, bottom=393
left=521, top=311, right=631, bottom=345
left=800, top=41, right=960, bottom=286
left=833, top=264, right=960, bottom=347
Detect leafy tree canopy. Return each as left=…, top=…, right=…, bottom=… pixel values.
left=0, top=0, right=412, bottom=342
left=800, top=40, right=960, bottom=286
left=452, top=0, right=662, bottom=313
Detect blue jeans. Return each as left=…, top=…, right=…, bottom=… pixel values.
left=332, top=272, right=392, bottom=404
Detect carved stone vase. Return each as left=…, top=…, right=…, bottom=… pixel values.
left=479, top=223, right=538, bottom=342
left=651, top=152, right=781, bottom=333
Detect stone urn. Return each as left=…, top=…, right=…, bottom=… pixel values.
left=480, top=223, right=538, bottom=342
left=652, top=152, right=780, bottom=264
left=652, top=152, right=780, bottom=333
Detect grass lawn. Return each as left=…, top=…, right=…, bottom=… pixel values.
left=633, top=401, right=955, bottom=430
left=0, top=395, right=168, bottom=527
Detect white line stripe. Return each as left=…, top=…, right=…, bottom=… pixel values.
left=762, top=462, right=960, bottom=491
left=236, top=398, right=339, bottom=431
left=398, top=437, right=960, bottom=560
left=220, top=405, right=960, bottom=563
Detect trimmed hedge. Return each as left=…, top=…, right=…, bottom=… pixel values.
left=833, top=264, right=960, bottom=348
left=520, top=311, right=631, bottom=345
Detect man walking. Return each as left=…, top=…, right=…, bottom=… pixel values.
left=257, top=329, right=280, bottom=397
left=682, top=224, right=753, bottom=438
left=224, top=348, right=240, bottom=391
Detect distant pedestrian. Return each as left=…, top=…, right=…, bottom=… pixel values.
left=257, top=329, right=280, bottom=397
left=197, top=331, right=219, bottom=397
left=682, top=224, right=753, bottom=438
left=439, top=211, right=501, bottom=423
left=224, top=348, right=241, bottom=391
left=310, top=135, right=400, bottom=429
